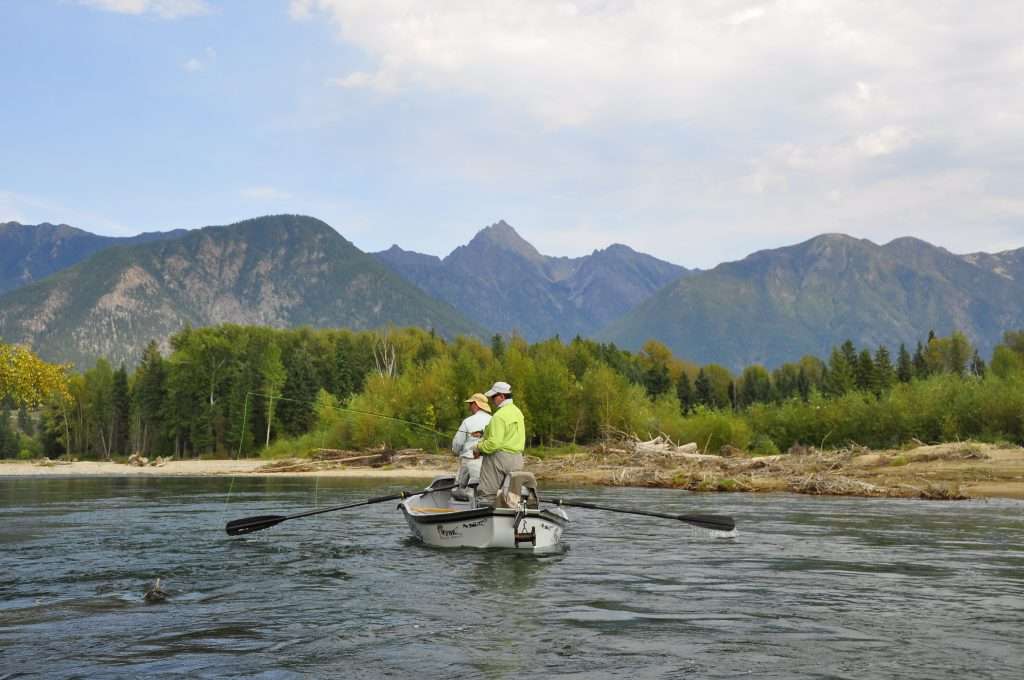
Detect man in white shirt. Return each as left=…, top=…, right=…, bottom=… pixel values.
left=450, top=393, right=492, bottom=501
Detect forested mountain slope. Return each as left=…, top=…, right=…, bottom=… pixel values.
left=601, top=234, right=1024, bottom=369
left=0, top=215, right=480, bottom=368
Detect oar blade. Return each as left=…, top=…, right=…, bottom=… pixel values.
left=226, top=514, right=287, bottom=536
left=677, top=513, right=735, bottom=532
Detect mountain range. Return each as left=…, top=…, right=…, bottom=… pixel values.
left=0, top=215, right=478, bottom=368
left=0, top=221, right=187, bottom=295
left=374, top=220, right=689, bottom=340
left=0, top=214, right=1022, bottom=370
left=601, top=234, right=1024, bottom=367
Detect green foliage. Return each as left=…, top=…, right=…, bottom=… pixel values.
left=666, top=407, right=751, bottom=453
left=41, top=324, right=1024, bottom=460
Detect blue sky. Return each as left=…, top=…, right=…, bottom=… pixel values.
left=2, top=1, right=1022, bottom=268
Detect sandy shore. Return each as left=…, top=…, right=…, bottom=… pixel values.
left=531, top=442, right=1024, bottom=500
left=3, top=442, right=1023, bottom=499
left=0, top=458, right=450, bottom=479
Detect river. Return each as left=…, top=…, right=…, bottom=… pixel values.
left=1, top=477, right=1021, bottom=679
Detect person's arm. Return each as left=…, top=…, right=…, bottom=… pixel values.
left=452, top=421, right=467, bottom=455
left=477, top=415, right=505, bottom=455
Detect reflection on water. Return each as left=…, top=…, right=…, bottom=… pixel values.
left=1, top=476, right=1023, bottom=679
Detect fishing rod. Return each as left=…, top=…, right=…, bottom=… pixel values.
left=235, top=391, right=458, bottom=459
left=246, top=392, right=448, bottom=437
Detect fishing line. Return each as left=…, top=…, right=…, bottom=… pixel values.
left=245, top=392, right=449, bottom=438
left=220, top=391, right=475, bottom=512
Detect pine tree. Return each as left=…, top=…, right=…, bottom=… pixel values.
left=277, top=345, right=319, bottom=436
left=134, top=341, right=168, bottom=456
left=676, top=372, right=693, bottom=415
left=490, top=334, right=506, bottom=361
left=111, top=365, right=131, bottom=456
left=840, top=340, right=858, bottom=366
left=874, top=346, right=894, bottom=394
left=643, top=362, right=671, bottom=398
left=694, top=369, right=712, bottom=407
left=854, top=349, right=874, bottom=392
left=896, top=343, right=913, bottom=383
left=912, top=341, right=928, bottom=379
left=826, top=347, right=855, bottom=396
left=797, top=366, right=810, bottom=402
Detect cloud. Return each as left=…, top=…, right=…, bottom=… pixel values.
left=240, top=186, right=293, bottom=201
left=183, top=47, right=216, bottom=72
left=76, top=0, right=211, bottom=19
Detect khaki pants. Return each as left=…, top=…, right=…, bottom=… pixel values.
left=456, top=456, right=482, bottom=487
left=477, top=451, right=524, bottom=505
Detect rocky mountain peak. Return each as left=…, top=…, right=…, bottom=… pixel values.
left=467, top=220, right=543, bottom=261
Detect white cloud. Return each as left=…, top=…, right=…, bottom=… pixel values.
left=240, top=186, right=293, bottom=201
left=183, top=47, right=216, bottom=72
left=854, top=126, right=913, bottom=158
left=77, top=0, right=211, bottom=19
left=725, top=6, right=766, bottom=26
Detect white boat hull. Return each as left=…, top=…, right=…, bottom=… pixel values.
left=400, top=483, right=568, bottom=550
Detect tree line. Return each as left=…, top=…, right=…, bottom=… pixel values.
left=2, top=326, right=1024, bottom=459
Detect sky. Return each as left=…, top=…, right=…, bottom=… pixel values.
left=1, top=0, right=1022, bottom=269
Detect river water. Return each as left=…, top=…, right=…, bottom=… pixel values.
left=1, top=477, right=1021, bottom=679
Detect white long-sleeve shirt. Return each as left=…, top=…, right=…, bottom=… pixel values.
left=451, top=410, right=492, bottom=459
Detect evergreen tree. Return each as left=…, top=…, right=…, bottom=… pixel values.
left=490, top=334, right=506, bottom=361
left=873, top=346, right=894, bottom=394
left=896, top=343, right=913, bottom=383
left=277, top=345, right=319, bottom=436
left=797, top=366, right=810, bottom=402
left=134, top=341, right=168, bottom=456
left=825, top=346, right=855, bottom=396
left=912, top=341, right=928, bottom=379
left=694, top=369, right=712, bottom=407
left=855, top=350, right=876, bottom=393
left=643, top=362, right=671, bottom=398
left=840, top=340, right=858, bottom=366
left=676, top=372, right=693, bottom=415
left=111, top=365, right=131, bottom=456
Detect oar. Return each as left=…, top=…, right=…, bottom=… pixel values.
left=226, top=483, right=459, bottom=536
left=543, top=498, right=736, bottom=532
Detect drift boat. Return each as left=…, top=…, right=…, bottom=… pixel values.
left=399, top=473, right=569, bottom=549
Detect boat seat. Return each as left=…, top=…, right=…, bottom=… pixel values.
left=496, top=471, right=540, bottom=509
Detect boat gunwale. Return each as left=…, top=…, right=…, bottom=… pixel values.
left=399, top=502, right=568, bottom=527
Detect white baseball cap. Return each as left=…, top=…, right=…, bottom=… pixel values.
left=484, top=381, right=512, bottom=397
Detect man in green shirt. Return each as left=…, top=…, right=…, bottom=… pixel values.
left=473, top=381, right=525, bottom=506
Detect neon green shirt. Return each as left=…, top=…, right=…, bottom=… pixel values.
left=478, top=400, right=525, bottom=454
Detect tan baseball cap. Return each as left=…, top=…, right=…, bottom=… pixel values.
left=464, top=393, right=492, bottom=413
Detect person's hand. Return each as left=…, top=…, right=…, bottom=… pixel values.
left=472, top=448, right=481, bottom=459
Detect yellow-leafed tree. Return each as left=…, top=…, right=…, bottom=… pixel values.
left=0, top=343, right=71, bottom=406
